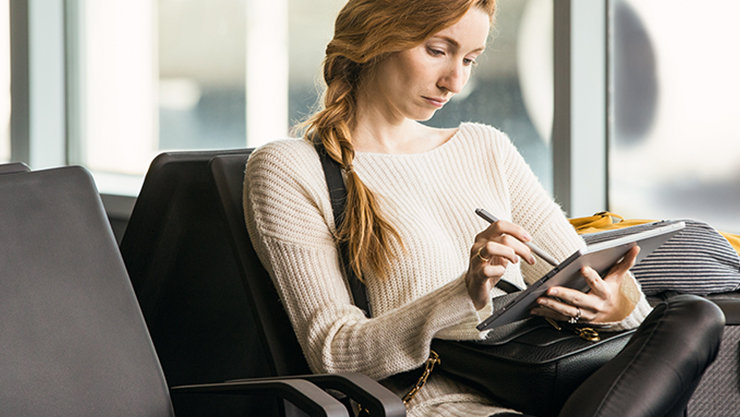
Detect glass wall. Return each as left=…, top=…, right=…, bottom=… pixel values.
left=287, top=0, right=554, bottom=190
left=79, top=0, right=156, bottom=181
left=158, top=0, right=247, bottom=152
left=0, top=0, right=9, bottom=162
left=287, top=0, right=344, bottom=132
left=66, top=0, right=552, bottom=195
left=610, top=0, right=740, bottom=232
left=428, top=0, right=554, bottom=190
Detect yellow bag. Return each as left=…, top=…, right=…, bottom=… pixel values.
left=719, top=232, right=740, bottom=255
left=568, top=211, right=740, bottom=255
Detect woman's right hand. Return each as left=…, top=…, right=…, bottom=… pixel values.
left=465, top=220, right=536, bottom=310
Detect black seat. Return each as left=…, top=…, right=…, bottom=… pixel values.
left=209, top=152, right=309, bottom=376
left=122, top=150, right=405, bottom=417
left=209, top=152, right=405, bottom=417
left=0, top=165, right=350, bottom=417
left=0, top=161, right=30, bottom=174
left=119, top=149, right=264, bottom=384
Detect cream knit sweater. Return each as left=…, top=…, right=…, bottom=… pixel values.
left=244, top=122, right=652, bottom=416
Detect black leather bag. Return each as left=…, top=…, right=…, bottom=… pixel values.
left=432, top=316, right=634, bottom=416
left=316, top=144, right=635, bottom=416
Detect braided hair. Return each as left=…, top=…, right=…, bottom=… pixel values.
left=300, top=0, right=496, bottom=281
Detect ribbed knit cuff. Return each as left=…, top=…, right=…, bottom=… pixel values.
left=599, top=295, right=653, bottom=331
left=433, top=276, right=488, bottom=341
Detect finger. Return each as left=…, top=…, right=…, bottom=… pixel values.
left=579, top=265, right=610, bottom=299
left=473, top=244, right=491, bottom=264
left=482, top=264, right=507, bottom=278
left=483, top=235, right=535, bottom=265
left=499, top=235, right=536, bottom=265
left=535, top=295, right=591, bottom=319
left=479, top=219, right=533, bottom=245
left=530, top=306, right=571, bottom=322
left=530, top=304, right=590, bottom=322
left=475, top=219, right=537, bottom=265
left=546, top=285, right=599, bottom=311
left=605, top=246, right=640, bottom=281
left=482, top=241, right=520, bottom=265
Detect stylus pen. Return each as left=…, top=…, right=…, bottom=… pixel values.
left=475, top=208, right=559, bottom=267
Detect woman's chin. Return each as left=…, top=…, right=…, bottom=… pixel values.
left=413, top=110, right=439, bottom=122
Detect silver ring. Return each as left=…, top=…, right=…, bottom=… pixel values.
left=568, top=307, right=582, bottom=324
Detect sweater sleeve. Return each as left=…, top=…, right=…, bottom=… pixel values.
left=490, top=127, right=651, bottom=328
left=243, top=141, right=480, bottom=380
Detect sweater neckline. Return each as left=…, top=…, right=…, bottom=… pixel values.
left=354, top=123, right=468, bottom=159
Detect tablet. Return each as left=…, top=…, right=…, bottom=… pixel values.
left=476, top=220, right=686, bottom=330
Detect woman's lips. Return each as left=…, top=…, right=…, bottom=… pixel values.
left=423, top=96, right=448, bottom=108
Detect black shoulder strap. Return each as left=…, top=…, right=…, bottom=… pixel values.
left=315, top=145, right=372, bottom=317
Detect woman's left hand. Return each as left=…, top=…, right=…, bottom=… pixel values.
left=531, top=246, right=640, bottom=324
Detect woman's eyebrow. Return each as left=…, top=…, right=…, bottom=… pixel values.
left=431, top=35, right=486, bottom=54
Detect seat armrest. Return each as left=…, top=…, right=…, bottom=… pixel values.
left=171, top=378, right=350, bottom=417
left=228, top=373, right=406, bottom=417
left=303, top=373, right=406, bottom=417
left=705, top=293, right=740, bottom=324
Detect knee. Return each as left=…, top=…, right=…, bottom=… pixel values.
left=662, top=294, right=725, bottom=352
left=664, top=294, right=725, bottom=329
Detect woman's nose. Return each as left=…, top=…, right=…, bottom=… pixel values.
left=437, top=62, right=467, bottom=94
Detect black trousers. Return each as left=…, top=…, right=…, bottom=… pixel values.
left=497, top=294, right=724, bottom=417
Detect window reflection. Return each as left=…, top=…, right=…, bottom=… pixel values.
left=610, top=0, right=740, bottom=232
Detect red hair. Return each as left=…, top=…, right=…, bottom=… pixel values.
left=302, top=0, right=496, bottom=281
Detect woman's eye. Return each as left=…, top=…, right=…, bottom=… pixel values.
left=427, top=47, right=444, bottom=56
left=463, top=57, right=478, bottom=66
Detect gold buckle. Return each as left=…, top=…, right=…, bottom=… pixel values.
left=546, top=317, right=600, bottom=342
left=576, top=327, right=601, bottom=342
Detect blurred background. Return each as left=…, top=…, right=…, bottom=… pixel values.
left=1, top=0, right=738, bottom=232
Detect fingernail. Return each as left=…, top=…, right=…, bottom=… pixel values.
left=523, top=232, right=532, bottom=241
left=549, top=288, right=558, bottom=296
left=529, top=256, right=536, bottom=265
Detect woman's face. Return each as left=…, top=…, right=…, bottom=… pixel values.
left=364, top=7, right=490, bottom=122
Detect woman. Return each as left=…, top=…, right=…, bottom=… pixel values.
left=244, top=0, right=723, bottom=415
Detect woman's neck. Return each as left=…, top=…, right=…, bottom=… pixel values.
left=351, top=117, right=458, bottom=155
left=352, top=99, right=457, bottom=155
left=352, top=117, right=421, bottom=154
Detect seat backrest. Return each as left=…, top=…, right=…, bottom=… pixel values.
left=210, top=153, right=311, bottom=376
left=119, top=149, right=277, bottom=416
left=0, top=167, right=174, bottom=417
left=120, top=149, right=273, bottom=383
left=0, top=162, right=30, bottom=174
